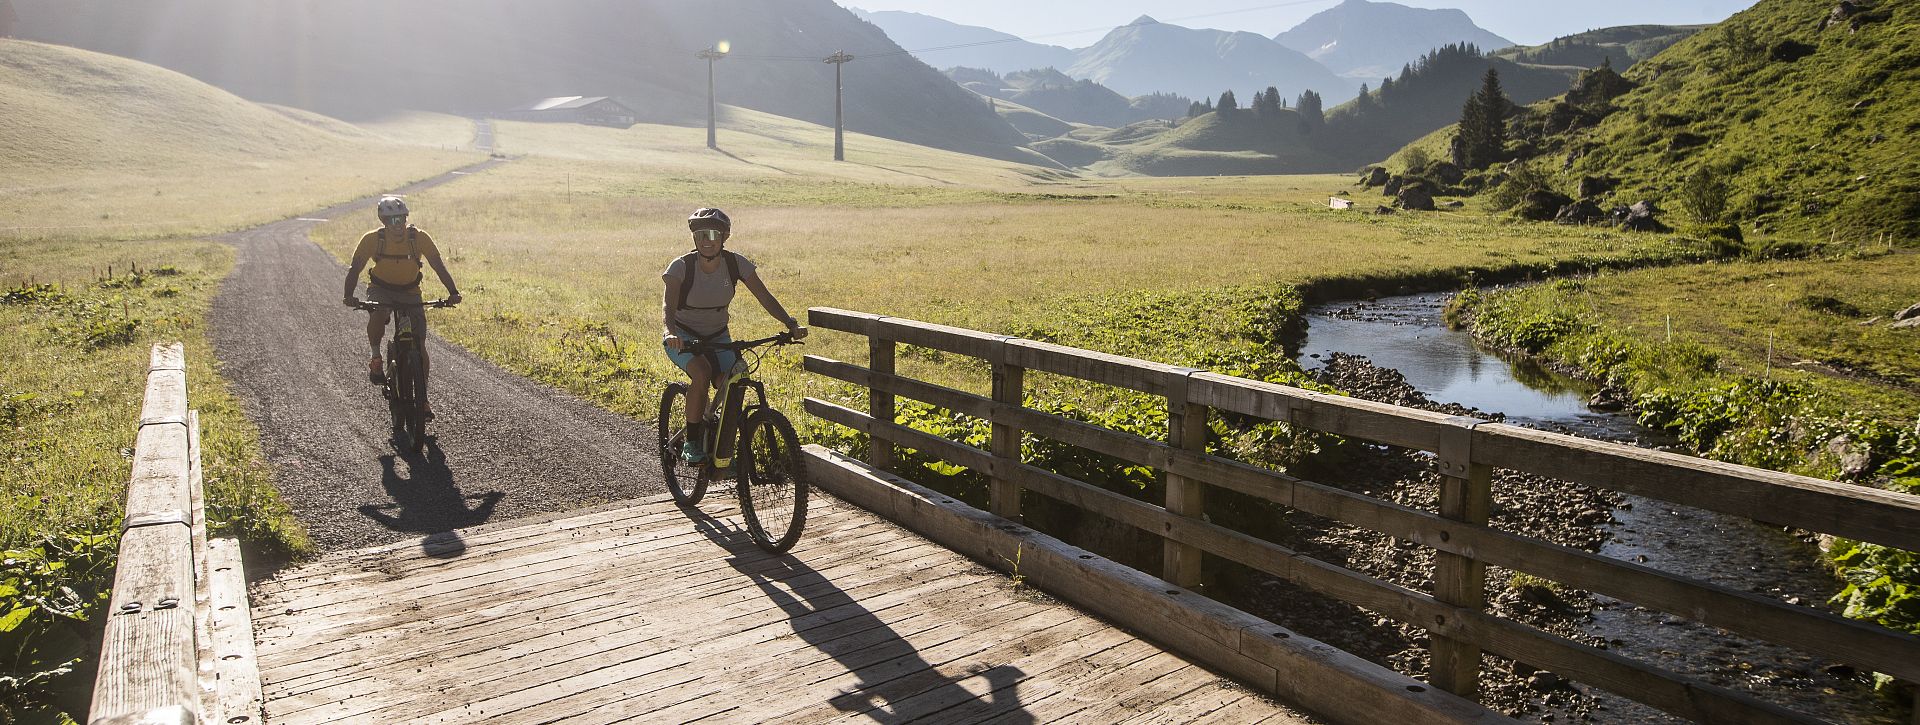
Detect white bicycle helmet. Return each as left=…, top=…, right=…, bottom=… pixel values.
left=377, top=196, right=410, bottom=220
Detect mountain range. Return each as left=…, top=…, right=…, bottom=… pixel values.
left=9, top=0, right=1043, bottom=165
left=1066, top=16, right=1351, bottom=103
left=1274, top=0, right=1514, bottom=80
left=848, top=9, right=1076, bottom=74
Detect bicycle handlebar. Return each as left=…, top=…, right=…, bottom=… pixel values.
left=681, top=331, right=802, bottom=355
left=355, top=299, right=457, bottom=311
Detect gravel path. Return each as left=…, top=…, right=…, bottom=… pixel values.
left=209, top=162, right=665, bottom=552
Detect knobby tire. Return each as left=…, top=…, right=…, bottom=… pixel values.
left=739, top=409, right=807, bottom=553
left=658, top=382, right=706, bottom=505
left=401, top=346, right=427, bottom=455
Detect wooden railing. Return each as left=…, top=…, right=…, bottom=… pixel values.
left=90, top=343, right=261, bottom=725
left=801, top=308, right=1920, bottom=725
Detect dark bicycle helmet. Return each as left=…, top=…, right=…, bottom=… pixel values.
left=687, top=207, right=731, bottom=232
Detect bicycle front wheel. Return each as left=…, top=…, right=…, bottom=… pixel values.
left=658, top=382, right=706, bottom=505
left=738, top=409, right=807, bottom=553
left=401, top=346, right=427, bottom=455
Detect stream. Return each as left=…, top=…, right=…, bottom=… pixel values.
left=1297, top=293, right=1902, bottom=724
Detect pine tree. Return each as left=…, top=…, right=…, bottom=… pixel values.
left=1295, top=90, right=1323, bottom=131
left=1352, top=84, right=1375, bottom=115
left=1455, top=67, right=1510, bottom=169
left=1217, top=89, right=1238, bottom=114
left=1253, top=86, right=1282, bottom=118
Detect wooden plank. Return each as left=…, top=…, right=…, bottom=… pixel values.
left=1004, top=338, right=1189, bottom=397
left=187, top=410, right=215, bottom=719
left=1164, top=371, right=1207, bottom=589
left=1010, top=651, right=1202, bottom=723
left=870, top=336, right=897, bottom=471
left=1188, top=371, right=1469, bottom=452
left=1476, top=422, right=1920, bottom=553
left=91, top=526, right=197, bottom=722
left=872, top=315, right=1008, bottom=361
left=1431, top=416, right=1492, bottom=698
left=263, top=529, right=930, bottom=707
left=803, top=447, right=1507, bottom=725
left=989, top=351, right=1024, bottom=521
left=207, top=539, right=263, bottom=725
left=806, top=307, right=885, bottom=336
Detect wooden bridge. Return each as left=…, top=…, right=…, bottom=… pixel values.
left=89, top=304, right=1920, bottom=723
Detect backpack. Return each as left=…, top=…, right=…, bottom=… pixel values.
left=674, top=250, right=741, bottom=313
left=371, top=226, right=423, bottom=289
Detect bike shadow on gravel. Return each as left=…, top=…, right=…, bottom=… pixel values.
left=358, top=439, right=507, bottom=560
left=683, top=505, right=1033, bottom=724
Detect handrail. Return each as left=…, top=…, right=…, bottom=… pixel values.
left=90, top=344, right=261, bottom=725
left=803, top=307, right=1920, bottom=724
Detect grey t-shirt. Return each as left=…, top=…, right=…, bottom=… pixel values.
left=663, top=252, right=757, bottom=338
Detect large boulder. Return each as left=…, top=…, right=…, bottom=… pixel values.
left=1383, top=175, right=1404, bottom=197
left=1555, top=199, right=1606, bottom=225
left=1577, top=175, right=1618, bottom=199
left=1894, top=302, right=1920, bottom=321
left=1396, top=183, right=1436, bottom=211
left=1614, top=200, right=1666, bottom=231
left=1516, top=190, right=1575, bottom=221
left=1360, top=166, right=1390, bottom=187
left=1425, top=161, right=1465, bottom=186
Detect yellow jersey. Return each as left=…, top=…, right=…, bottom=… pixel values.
left=352, top=226, right=440, bottom=290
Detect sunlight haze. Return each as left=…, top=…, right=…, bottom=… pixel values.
left=840, top=0, right=1755, bottom=47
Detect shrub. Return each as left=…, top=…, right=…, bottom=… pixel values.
left=1679, top=166, right=1730, bottom=223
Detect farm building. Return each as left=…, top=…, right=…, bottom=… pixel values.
left=501, top=96, right=638, bottom=127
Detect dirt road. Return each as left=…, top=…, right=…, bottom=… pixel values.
left=209, top=162, right=665, bottom=552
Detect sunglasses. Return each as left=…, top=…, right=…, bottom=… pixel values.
left=693, top=229, right=725, bottom=242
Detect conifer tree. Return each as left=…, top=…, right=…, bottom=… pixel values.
left=1352, top=84, right=1375, bottom=115
left=1295, top=90, right=1324, bottom=130
left=1217, top=89, right=1238, bottom=113
left=1454, top=67, right=1509, bottom=168
left=1253, top=86, right=1282, bottom=117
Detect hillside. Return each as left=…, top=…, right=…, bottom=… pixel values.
left=10, top=0, right=1038, bottom=165
left=1311, top=44, right=1580, bottom=170
left=0, top=39, right=475, bottom=239
left=1409, top=0, right=1917, bottom=240
left=952, top=67, right=1192, bottom=130
left=851, top=8, right=1077, bottom=74
left=1093, top=109, right=1342, bottom=176
left=1274, top=0, right=1513, bottom=80
left=1492, top=24, right=1709, bottom=70
left=1067, top=17, right=1350, bottom=104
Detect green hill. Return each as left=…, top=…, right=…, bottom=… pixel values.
left=1101, top=109, right=1341, bottom=175
left=0, top=38, right=475, bottom=240
left=1492, top=25, right=1709, bottom=71
left=1412, top=0, right=1918, bottom=240
left=0, top=39, right=381, bottom=171
left=1312, top=44, right=1580, bottom=171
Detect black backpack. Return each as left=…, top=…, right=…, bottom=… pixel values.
left=674, top=250, right=742, bottom=312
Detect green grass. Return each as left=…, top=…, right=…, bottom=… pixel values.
left=0, top=39, right=481, bottom=242
left=307, top=113, right=1707, bottom=444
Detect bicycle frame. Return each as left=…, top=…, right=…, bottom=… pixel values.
left=680, top=332, right=793, bottom=472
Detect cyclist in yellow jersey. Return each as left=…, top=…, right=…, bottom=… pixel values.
left=343, top=196, right=462, bottom=418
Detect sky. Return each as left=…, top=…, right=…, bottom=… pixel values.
left=837, top=0, right=1755, bottom=48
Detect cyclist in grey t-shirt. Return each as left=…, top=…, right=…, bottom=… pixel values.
left=661, top=207, right=806, bottom=463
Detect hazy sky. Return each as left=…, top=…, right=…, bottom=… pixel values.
left=839, top=0, right=1754, bottom=48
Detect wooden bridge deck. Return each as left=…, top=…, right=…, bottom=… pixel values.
left=250, top=494, right=1310, bottom=724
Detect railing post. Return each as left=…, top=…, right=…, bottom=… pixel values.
left=868, top=335, right=896, bottom=472
left=1163, top=369, right=1207, bottom=589
left=989, top=337, right=1024, bottom=520
left=1430, top=416, right=1491, bottom=698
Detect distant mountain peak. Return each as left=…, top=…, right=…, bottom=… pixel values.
left=1130, top=15, right=1159, bottom=27
left=1275, top=0, right=1512, bottom=79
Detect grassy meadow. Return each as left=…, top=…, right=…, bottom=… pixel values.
left=0, top=40, right=479, bottom=243
left=309, top=109, right=1709, bottom=437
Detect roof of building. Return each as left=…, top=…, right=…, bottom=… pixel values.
left=514, top=96, right=634, bottom=112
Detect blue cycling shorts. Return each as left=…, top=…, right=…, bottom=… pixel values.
left=664, top=332, right=738, bottom=378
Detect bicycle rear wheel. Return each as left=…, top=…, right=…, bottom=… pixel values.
left=400, top=346, right=427, bottom=455
left=738, top=409, right=807, bottom=553
left=658, top=382, right=706, bottom=505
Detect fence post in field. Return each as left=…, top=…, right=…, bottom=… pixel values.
left=988, top=336, right=1025, bottom=520
left=869, top=335, right=896, bottom=471
left=1430, top=416, right=1492, bottom=698
left=1163, top=369, right=1208, bottom=589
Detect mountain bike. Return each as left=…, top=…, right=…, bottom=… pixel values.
left=658, top=332, right=808, bottom=553
left=356, top=299, right=455, bottom=455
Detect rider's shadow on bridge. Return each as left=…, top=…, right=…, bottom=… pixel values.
left=688, top=508, right=1034, bottom=724
left=358, top=442, right=506, bottom=559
